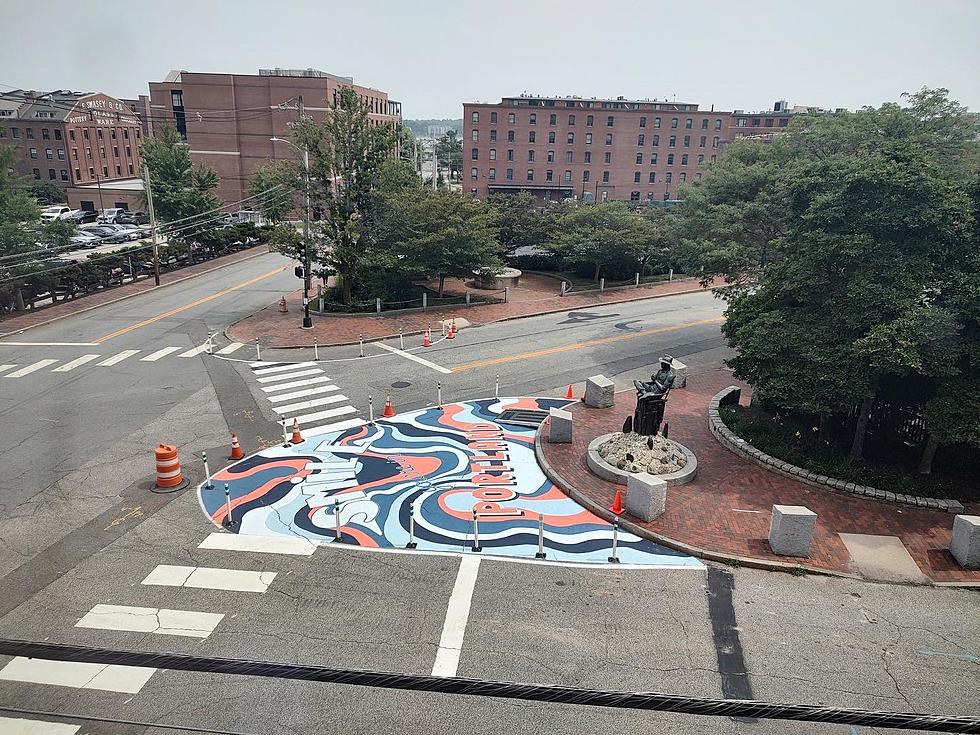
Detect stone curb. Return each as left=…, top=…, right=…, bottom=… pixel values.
left=532, top=424, right=860, bottom=580
left=708, top=386, right=964, bottom=514
left=585, top=432, right=698, bottom=487
left=0, top=245, right=272, bottom=338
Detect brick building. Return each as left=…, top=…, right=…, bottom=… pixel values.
left=462, top=95, right=815, bottom=203
left=147, top=68, right=402, bottom=204
left=0, top=89, right=145, bottom=207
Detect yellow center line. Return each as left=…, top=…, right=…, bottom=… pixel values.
left=93, top=266, right=288, bottom=343
left=451, top=316, right=725, bottom=372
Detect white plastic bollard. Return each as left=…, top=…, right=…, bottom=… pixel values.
left=634, top=272, right=640, bottom=286
left=399, top=328, right=404, bottom=350
left=203, top=451, right=213, bottom=489
left=359, top=334, right=364, bottom=358
left=494, top=373, right=499, bottom=399
left=600, top=277, right=605, bottom=292
left=669, top=268, right=674, bottom=281
left=407, top=503, right=417, bottom=549
left=368, top=395, right=375, bottom=424
left=334, top=501, right=341, bottom=540
left=437, top=382, right=442, bottom=408
left=281, top=419, right=290, bottom=447
left=608, top=517, right=620, bottom=563
left=314, top=340, right=319, bottom=361
left=223, top=483, right=234, bottom=527
left=471, top=510, right=482, bottom=552
left=535, top=513, right=546, bottom=559
left=255, top=340, right=261, bottom=361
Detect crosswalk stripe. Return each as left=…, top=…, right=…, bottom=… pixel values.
left=97, top=350, right=139, bottom=366
left=141, top=346, right=182, bottom=361
left=0, top=716, right=80, bottom=734
left=4, top=359, right=58, bottom=377
left=266, top=384, right=341, bottom=403
left=0, top=657, right=156, bottom=693
left=0, top=364, right=18, bottom=375
left=294, top=405, right=357, bottom=426
left=273, top=394, right=349, bottom=416
left=260, top=375, right=333, bottom=393
left=142, top=564, right=277, bottom=592
left=256, top=367, right=323, bottom=384
left=76, top=604, right=224, bottom=638
left=252, top=361, right=316, bottom=376
left=198, top=532, right=317, bottom=555
left=216, top=342, right=245, bottom=355
left=249, top=361, right=284, bottom=368
left=178, top=343, right=211, bottom=358
left=303, top=417, right=366, bottom=438
left=52, top=354, right=100, bottom=372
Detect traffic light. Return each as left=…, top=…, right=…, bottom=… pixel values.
left=294, top=265, right=305, bottom=279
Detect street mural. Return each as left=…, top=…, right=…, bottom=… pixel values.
left=198, top=398, right=703, bottom=567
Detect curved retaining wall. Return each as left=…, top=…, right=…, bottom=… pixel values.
left=708, top=387, right=964, bottom=514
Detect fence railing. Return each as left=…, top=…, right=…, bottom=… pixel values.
left=310, top=286, right=507, bottom=316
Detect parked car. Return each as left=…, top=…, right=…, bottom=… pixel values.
left=116, top=210, right=150, bottom=225
left=68, top=232, right=102, bottom=250
left=40, top=205, right=72, bottom=222
left=97, top=208, right=126, bottom=224
left=96, top=224, right=141, bottom=243
left=111, top=224, right=144, bottom=241
left=66, top=209, right=99, bottom=224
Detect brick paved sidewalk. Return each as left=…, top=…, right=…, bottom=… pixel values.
left=539, top=369, right=980, bottom=585
left=0, top=245, right=271, bottom=337
left=227, top=273, right=711, bottom=348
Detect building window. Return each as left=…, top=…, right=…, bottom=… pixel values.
left=697, top=154, right=704, bottom=164
left=630, top=191, right=640, bottom=201
left=779, top=118, right=789, bottom=127
left=652, top=135, right=660, bottom=146
left=737, top=118, right=747, bottom=127
left=549, top=113, right=557, bottom=125
left=86, top=147, right=92, bottom=158
left=32, top=168, right=40, bottom=179
left=564, top=170, right=572, bottom=182
left=115, top=165, right=122, bottom=176
left=471, top=111, right=479, bottom=123
left=712, top=136, right=720, bottom=148
left=113, top=146, right=119, bottom=157
left=648, top=171, right=656, bottom=183
left=471, top=167, right=478, bottom=180
left=471, top=148, right=479, bottom=160
left=567, top=132, right=574, bottom=144
left=507, top=150, right=514, bottom=161
left=528, top=150, right=535, bottom=162
left=679, top=172, right=687, bottom=182
left=606, top=115, right=614, bottom=126
left=547, top=150, right=555, bottom=163
left=565, top=151, right=573, bottom=163
left=489, top=168, right=496, bottom=180
left=669, top=136, right=676, bottom=147
left=699, top=136, right=706, bottom=147
left=650, top=153, right=657, bottom=164
left=507, top=130, right=514, bottom=142
left=97, top=129, right=103, bottom=140
left=586, top=115, right=594, bottom=126
left=685, top=118, right=693, bottom=129
left=83, top=128, right=91, bottom=140
left=765, top=118, right=774, bottom=127
left=45, top=149, right=53, bottom=159
left=506, top=168, right=513, bottom=180
left=529, top=131, right=536, bottom=143
left=670, top=118, right=678, bottom=129
left=61, top=169, right=68, bottom=181
left=0, top=128, right=5, bottom=139
left=546, top=170, right=553, bottom=181
left=604, top=152, right=611, bottom=164
left=701, top=119, right=709, bottom=129
left=585, top=133, right=592, bottom=144
left=472, top=129, right=479, bottom=142
left=103, top=166, right=109, bottom=177
left=715, top=119, right=723, bottom=130
left=639, top=116, right=647, bottom=128
left=602, top=171, right=610, bottom=183
left=605, top=133, right=612, bottom=145
left=128, top=164, right=134, bottom=175
left=635, top=153, right=643, bottom=164
left=490, top=112, right=497, bottom=123
left=26, top=128, right=34, bottom=139
left=681, top=154, right=688, bottom=165
left=653, top=117, right=661, bottom=128
left=583, top=170, right=590, bottom=182
left=48, top=168, right=56, bottom=180
left=89, top=167, right=95, bottom=177
left=584, top=151, right=591, bottom=163
left=711, top=154, right=717, bottom=162
left=57, top=149, right=65, bottom=160
left=633, top=171, right=641, bottom=183
left=548, top=132, right=556, bottom=144
left=11, top=128, right=19, bottom=138
left=696, top=172, right=702, bottom=181
left=29, top=148, right=37, bottom=159
left=490, top=130, right=497, bottom=142
left=508, top=113, right=516, bottom=124
left=111, top=129, right=116, bottom=139
left=682, top=136, right=689, bottom=147
left=55, top=129, right=62, bottom=140
left=41, top=128, right=50, bottom=139
left=665, top=172, right=672, bottom=183
left=752, top=117, right=761, bottom=127
left=69, top=129, right=75, bottom=141
left=529, top=113, right=536, bottom=125
left=637, top=134, right=644, bottom=146
left=527, top=169, right=534, bottom=182
left=667, top=153, right=674, bottom=165
left=100, top=147, right=106, bottom=158
left=75, top=168, right=80, bottom=179
left=568, top=114, right=575, bottom=126
left=489, top=149, right=496, bottom=161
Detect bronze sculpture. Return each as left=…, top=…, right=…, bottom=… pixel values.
left=632, top=356, right=676, bottom=436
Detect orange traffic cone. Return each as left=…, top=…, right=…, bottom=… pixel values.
left=423, top=329, right=432, bottom=348
left=229, top=432, right=244, bottom=460
left=383, top=392, right=395, bottom=417
left=446, top=322, right=455, bottom=339
left=610, top=489, right=624, bottom=515
left=565, top=384, right=574, bottom=399
left=290, top=418, right=303, bottom=444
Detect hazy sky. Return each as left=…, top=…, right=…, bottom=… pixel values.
left=2, top=0, right=978, bottom=118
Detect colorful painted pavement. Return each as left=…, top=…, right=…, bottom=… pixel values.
left=198, top=398, right=703, bottom=568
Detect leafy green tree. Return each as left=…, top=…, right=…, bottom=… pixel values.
left=139, top=124, right=221, bottom=241
left=28, top=180, right=67, bottom=205
left=435, top=130, right=462, bottom=182
left=487, top=193, right=558, bottom=256
left=249, top=163, right=294, bottom=224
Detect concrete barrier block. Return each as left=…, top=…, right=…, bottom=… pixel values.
left=768, top=504, right=817, bottom=557
left=950, top=515, right=980, bottom=569
left=625, top=473, right=667, bottom=521
left=584, top=374, right=615, bottom=408
left=547, top=407, right=572, bottom=443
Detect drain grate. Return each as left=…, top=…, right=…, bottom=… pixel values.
left=497, top=409, right=550, bottom=427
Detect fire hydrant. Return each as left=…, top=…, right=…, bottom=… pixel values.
left=278, top=296, right=288, bottom=313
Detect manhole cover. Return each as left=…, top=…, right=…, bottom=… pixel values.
left=391, top=381, right=411, bottom=388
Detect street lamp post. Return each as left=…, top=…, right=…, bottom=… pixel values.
left=271, top=129, right=313, bottom=330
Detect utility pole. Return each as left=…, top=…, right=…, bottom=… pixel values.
left=432, top=142, right=438, bottom=191
left=298, top=95, right=313, bottom=330
left=142, top=164, right=161, bottom=286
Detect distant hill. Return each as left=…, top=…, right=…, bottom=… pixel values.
left=403, top=118, right=463, bottom=137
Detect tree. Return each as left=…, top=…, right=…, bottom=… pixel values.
left=249, top=163, right=294, bottom=225
left=139, top=124, right=221, bottom=241
left=435, top=130, right=462, bottom=182
left=397, top=126, right=423, bottom=176
left=289, top=87, right=398, bottom=303
left=28, top=180, right=67, bottom=205
left=487, top=193, right=558, bottom=256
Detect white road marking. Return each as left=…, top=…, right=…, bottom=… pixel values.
left=294, top=405, right=357, bottom=426
left=0, top=716, right=80, bottom=734
left=141, top=346, right=182, bottom=361
left=52, top=354, right=100, bottom=372
left=0, top=341, right=99, bottom=346
left=249, top=361, right=279, bottom=368
left=76, top=604, right=224, bottom=638
left=4, top=359, right=58, bottom=377
left=260, top=375, right=333, bottom=393
left=97, top=350, right=139, bottom=366
left=0, top=364, right=18, bottom=374
left=0, top=657, right=156, bottom=693
left=256, top=368, right=323, bottom=384
left=216, top=342, right=245, bottom=355
left=273, top=394, right=349, bottom=415
left=376, top=341, right=453, bottom=374
left=198, top=532, right=318, bottom=555
left=303, top=417, right=366, bottom=438
left=431, top=555, right=481, bottom=677
left=266, top=384, right=341, bottom=403
left=252, top=361, right=316, bottom=376
left=142, top=564, right=277, bottom=593
left=178, top=343, right=211, bottom=358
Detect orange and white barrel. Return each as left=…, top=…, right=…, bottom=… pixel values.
left=155, top=444, right=183, bottom=488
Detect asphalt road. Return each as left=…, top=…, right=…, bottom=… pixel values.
left=0, top=252, right=977, bottom=735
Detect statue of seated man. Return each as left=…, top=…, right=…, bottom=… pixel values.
left=632, top=356, right=676, bottom=436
